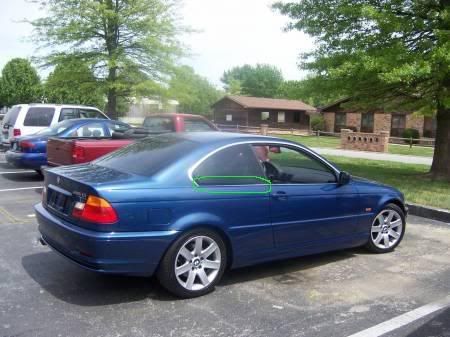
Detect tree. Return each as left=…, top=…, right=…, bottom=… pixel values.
left=0, top=58, right=42, bottom=106
left=45, top=59, right=104, bottom=108
left=274, top=0, right=450, bottom=180
left=30, top=0, right=184, bottom=119
left=221, top=64, right=284, bottom=97
left=168, top=65, right=221, bottom=115
left=277, top=78, right=344, bottom=107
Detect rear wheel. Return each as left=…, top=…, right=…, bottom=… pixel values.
left=365, top=204, right=405, bottom=253
left=35, top=169, right=43, bottom=177
left=157, top=229, right=227, bottom=298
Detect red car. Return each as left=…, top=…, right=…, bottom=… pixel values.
left=47, top=113, right=218, bottom=167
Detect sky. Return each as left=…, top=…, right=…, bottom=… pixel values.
left=0, top=0, right=314, bottom=88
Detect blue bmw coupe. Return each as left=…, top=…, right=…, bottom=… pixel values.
left=35, top=132, right=407, bottom=298
left=6, top=118, right=131, bottom=173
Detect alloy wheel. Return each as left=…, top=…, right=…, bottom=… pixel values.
left=371, top=209, right=403, bottom=250
left=174, top=236, right=222, bottom=291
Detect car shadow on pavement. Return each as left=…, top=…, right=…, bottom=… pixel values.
left=22, top=247, right=360, bottom=305
left=220, top=248, right=358, bottom=287
left=21, top=252, right=177, bottom=306
left=1, top=171, right=43, bottom=182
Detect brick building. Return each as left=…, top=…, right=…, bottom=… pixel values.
left=212, top=95, right=317, bottom=130
left=321, top=98, right=436, bottom=138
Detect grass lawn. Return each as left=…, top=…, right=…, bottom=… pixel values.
left=324, top=155, right=450, bottom=210
left=278, top=135, right=434, bottom=158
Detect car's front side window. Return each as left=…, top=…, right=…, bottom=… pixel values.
left=69, top=123, right=106, bottom=138
left=252, top=144, right=337, bottom=184
left=193, top=144, right=265, bottom=185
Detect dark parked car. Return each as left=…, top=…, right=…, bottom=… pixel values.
left=5, top=119, right=131, bottom=173
left=35, top=132, right=407, bottom=298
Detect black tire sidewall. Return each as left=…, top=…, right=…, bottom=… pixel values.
left=157, top=228, right=227, bottom=298
left=366, top=203, right=406, bottom=253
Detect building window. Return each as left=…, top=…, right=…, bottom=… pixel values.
left=261, top=111, right=270, bottom=121
left=423, top=117, right=436, bottom=138
left=293, top=111, right=300, bottom=123
left=226, top=114, right=232, bottom=122
left=278, top=112, right=285, bottom=123
left=334, top=112, right=347, bottom=132
left=361, top=112, right=374, bottom=133
left=391, top=114, right=406, bottom=137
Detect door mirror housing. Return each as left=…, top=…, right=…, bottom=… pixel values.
left=338, top=171, right=351, bottom=186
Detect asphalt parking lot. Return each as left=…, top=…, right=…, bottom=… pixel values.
left=0, top=151, right=449, bottom=337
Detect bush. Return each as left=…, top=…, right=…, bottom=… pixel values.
left=310, top=115, right=325, bottom=131
left=402, top=128, right=420, bottom=144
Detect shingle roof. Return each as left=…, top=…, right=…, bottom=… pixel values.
left=221, top=95, right=317, bottom=112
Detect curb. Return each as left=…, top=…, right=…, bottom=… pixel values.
left=407, top=202, right=450, bottom=223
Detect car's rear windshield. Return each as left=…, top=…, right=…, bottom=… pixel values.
left=35, top=120, right=77, bottom=136
left=23, top=107, right=55, bottom=127
left=95, top=136, right=197, bottom=177
left=143, top=117, right=175, bottom=133
left=2, top=106, right=21, bottom=127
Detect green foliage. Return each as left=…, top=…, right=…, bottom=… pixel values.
left=273, top=0, right=450, bottom=111
left=274, top=0, right=450, bottom=178
left=31, top=0, right=184, bottom=117
left=0, top=58, right=42, bottom=106
left=402, top=128, right=420, bottom=144
left=310, top=115, right=325, bottom=131
left=221, top=64, right=284, bottom=98
left=277, top=78, right=343, bottom=107
left=168, top=65, right=222, bottom=115
left=44, top=59, right=104, bottom=108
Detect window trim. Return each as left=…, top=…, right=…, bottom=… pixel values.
left=188, top=140, right=340, bottom=186
left=278, top=111, right=285, bottom=123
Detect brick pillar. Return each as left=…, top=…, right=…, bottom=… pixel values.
left=379, top=131, right=389, bottom=152
left=406, top=115, right=425, bottom=136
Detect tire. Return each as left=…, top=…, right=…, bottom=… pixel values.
left=157, top=228, right=227, bottom=298
left=35, top=169, right=43, bottom=178
left=365, top=203, right=406, bottom=253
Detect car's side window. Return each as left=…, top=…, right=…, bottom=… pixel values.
left=252, top=145, right=337, bottom=184
left=193, top=144, right=265, bottom=185
left=79, top=109, right=107, bottom=119
left=73, top=123, right=106, bottom=138
left=59, top=108, right=79, bottom=121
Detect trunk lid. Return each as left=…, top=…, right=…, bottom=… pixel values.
left=43, top=164, right=139, bottom=231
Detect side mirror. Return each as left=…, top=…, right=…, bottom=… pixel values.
left=338, top=171, right=351, bottom=186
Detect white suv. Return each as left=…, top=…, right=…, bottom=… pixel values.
left=1, top=104, right=109, bottom=148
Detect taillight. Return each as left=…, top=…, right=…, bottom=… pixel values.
left=20, top=140, right=35, bottom=151
left=13, top=128, right=21, bottom=137
left=72, top=146, right=85, bottom=162
left=72, top=195, right=118, bottom=224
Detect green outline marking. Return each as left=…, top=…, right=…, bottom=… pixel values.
left=192, top=176, right=272, bottom=195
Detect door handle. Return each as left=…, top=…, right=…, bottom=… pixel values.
left=273, top=191, right=288, bottom=200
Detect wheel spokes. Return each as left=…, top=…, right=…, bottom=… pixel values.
left=197, top=269, right=209, bottom=286
left=201, top=242, right=218, bottom=259
left=185, top=270, right=196, bottom=290
left=389, top=229, right=400, bottom=239
left=390, top=219, right=402, bottom=228
left=383, top=234, right=390, bottom=248
left=179, top=246, right=194, bottom=260
left=176, top=262, right=192, bottom=276
left=194, top=237, right=203, bottom=256
left=202, top=260, right=220, bottom=270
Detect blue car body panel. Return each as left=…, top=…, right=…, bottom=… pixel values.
left=36, top=132, right=406, bottom=276
left=5, top=119, right=129, bottom=170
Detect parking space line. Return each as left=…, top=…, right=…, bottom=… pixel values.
left=0, top=186, right=42, bottom=192
left=346, top=295, right=450, bottom=337
left=0, top=171, right=35, bottom=174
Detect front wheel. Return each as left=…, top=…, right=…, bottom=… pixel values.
left=157, top=229, right=227, bottom=298
left=365, top=204, right=406, bottom=253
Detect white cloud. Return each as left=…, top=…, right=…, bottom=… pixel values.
left=0, top=0, right=313, bottom=87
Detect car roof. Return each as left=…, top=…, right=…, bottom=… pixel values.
left=164, top=131, right=299, bottom=146
left=144, top=113, right=208, bottom=119
left=14, top=103, right=101, bottom=109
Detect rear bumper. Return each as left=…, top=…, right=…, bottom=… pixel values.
left=5, top=151, right=47, bottom=170
left=35, top=203, right=178, bottom=276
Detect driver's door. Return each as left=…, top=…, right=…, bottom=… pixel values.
left=254, top=144, right=361, bottom=251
